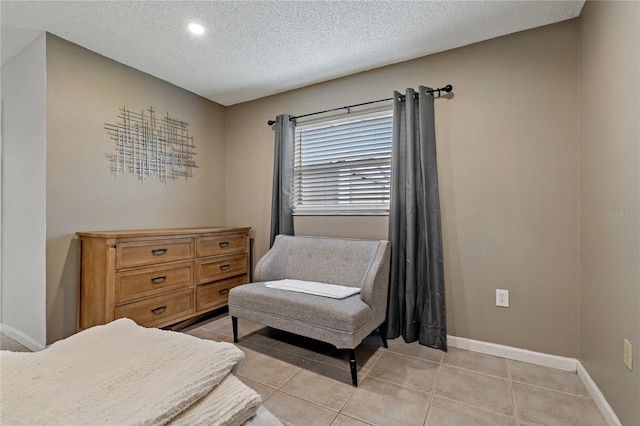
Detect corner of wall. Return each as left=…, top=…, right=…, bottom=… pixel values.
left=578, top=1, right=640, bottom=425
left=0, top=33, right=48, bottom=349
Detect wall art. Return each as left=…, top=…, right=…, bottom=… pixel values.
left=105, top=106, right=197, bottom=183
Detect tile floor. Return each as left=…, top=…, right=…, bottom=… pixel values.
left=0, top=333, right=30, bottom=352
left=1, top=314, right=608, bottom=426
left=183, top=314, right=607, bottom=426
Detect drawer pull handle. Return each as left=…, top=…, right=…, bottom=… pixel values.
left=219, top=241, right=229, bottom=248
left=151, top=248, right=168, bottom=255
left=150, top=276, right=167, bottom=284
left=151, top=306, right=167, bottom=315
left=218, top=288, right=229, bottom=295
left=219, top=264, right=231, bottom=271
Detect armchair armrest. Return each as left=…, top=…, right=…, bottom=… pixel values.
left=253, top=235, right=291, bottom=282
left=359, top=241, right=391, bottom=325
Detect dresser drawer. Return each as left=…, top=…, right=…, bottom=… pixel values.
left=196, top=233, right=247, bottom=258
left=196, top=253, right=248, bottom=284
left=196, top=275, right=247, bottom=312
left=115, top=289, right=194, bottom=327
left=115, top=261, right=193, bottom=303
left=116, top=238, right=194, bottom=269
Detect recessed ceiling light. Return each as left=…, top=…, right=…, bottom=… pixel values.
left=187, top=22, right=204, bottom=35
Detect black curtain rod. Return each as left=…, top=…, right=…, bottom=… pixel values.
left=267, top=84, right=452, bottom=126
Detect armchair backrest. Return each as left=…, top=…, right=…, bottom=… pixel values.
left=254, top=235, right=390, bottom=322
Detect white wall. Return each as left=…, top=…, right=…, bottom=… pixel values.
left=0, top=34, right=47, bottom=350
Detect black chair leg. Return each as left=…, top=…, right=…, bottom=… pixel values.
left=232, top=316, right=238, bottom=343
left=348, top=349, right=358, bottom=387
left=379, top=321, right=388, bottom=348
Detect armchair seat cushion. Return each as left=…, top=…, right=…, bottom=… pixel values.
left=229, top=283, right=372, bottom=334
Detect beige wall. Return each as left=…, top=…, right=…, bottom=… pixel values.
left=226, top=21, right=582, bottom=357
left=45, top=35, right=228, bottom=343
left=579, top=2, right=640, bottom=425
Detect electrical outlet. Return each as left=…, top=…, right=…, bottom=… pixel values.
left=624, top=339, right=633, bottom=371
left=496, top=289, right=509, bottom=307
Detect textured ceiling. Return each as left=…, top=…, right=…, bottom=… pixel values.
left=1, top=1, right=584, bottom=106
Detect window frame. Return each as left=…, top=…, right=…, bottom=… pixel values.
left=293, top=109, right=393, bottom=216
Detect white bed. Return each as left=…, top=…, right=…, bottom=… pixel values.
left=0, top=319, right=282, bottom=426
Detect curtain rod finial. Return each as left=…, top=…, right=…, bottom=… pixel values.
left=267, top=119, right=276, bottom=126
left=444, top=85, right=453, bottom=92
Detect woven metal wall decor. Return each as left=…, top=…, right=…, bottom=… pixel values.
left=105, top=106, right=197, bottom=183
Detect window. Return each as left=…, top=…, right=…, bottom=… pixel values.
left=293, top=110, right=392, bottom=215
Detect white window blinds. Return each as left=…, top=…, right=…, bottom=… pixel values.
left=294, top=110, right=392, bottom=215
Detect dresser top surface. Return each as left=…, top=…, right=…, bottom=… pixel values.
left=77, top=227, right=251, bottom=239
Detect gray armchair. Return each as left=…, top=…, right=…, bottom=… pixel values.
left=228, top=235, right=391, bottom=386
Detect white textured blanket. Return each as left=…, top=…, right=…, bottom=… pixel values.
left=0, top=318, right=261, bottom=425
left=170, top=374, right=261, bottom=426
left=265, top=279, right=361, bottom=299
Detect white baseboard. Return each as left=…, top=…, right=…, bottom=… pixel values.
left=447, top=335, right=577, bottom=371
left=0, top=323, right=45, bottom=351
left=447, top=335, right=620, bottom=426
left=576, top=361, right=622, bottom=426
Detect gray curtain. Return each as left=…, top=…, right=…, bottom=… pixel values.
left=269, top=114, right=295, bottom=247
left=386, top=87, right=447, bottom=350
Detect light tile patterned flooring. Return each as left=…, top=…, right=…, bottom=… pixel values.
left=184, top=314, right=607, bottom=426
left=0, top=333, right=30, bottom=352
left=1, top=314, right=608, bottom=426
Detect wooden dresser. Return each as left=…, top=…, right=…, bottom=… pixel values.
left=76, top=227, right=250, bottom=331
